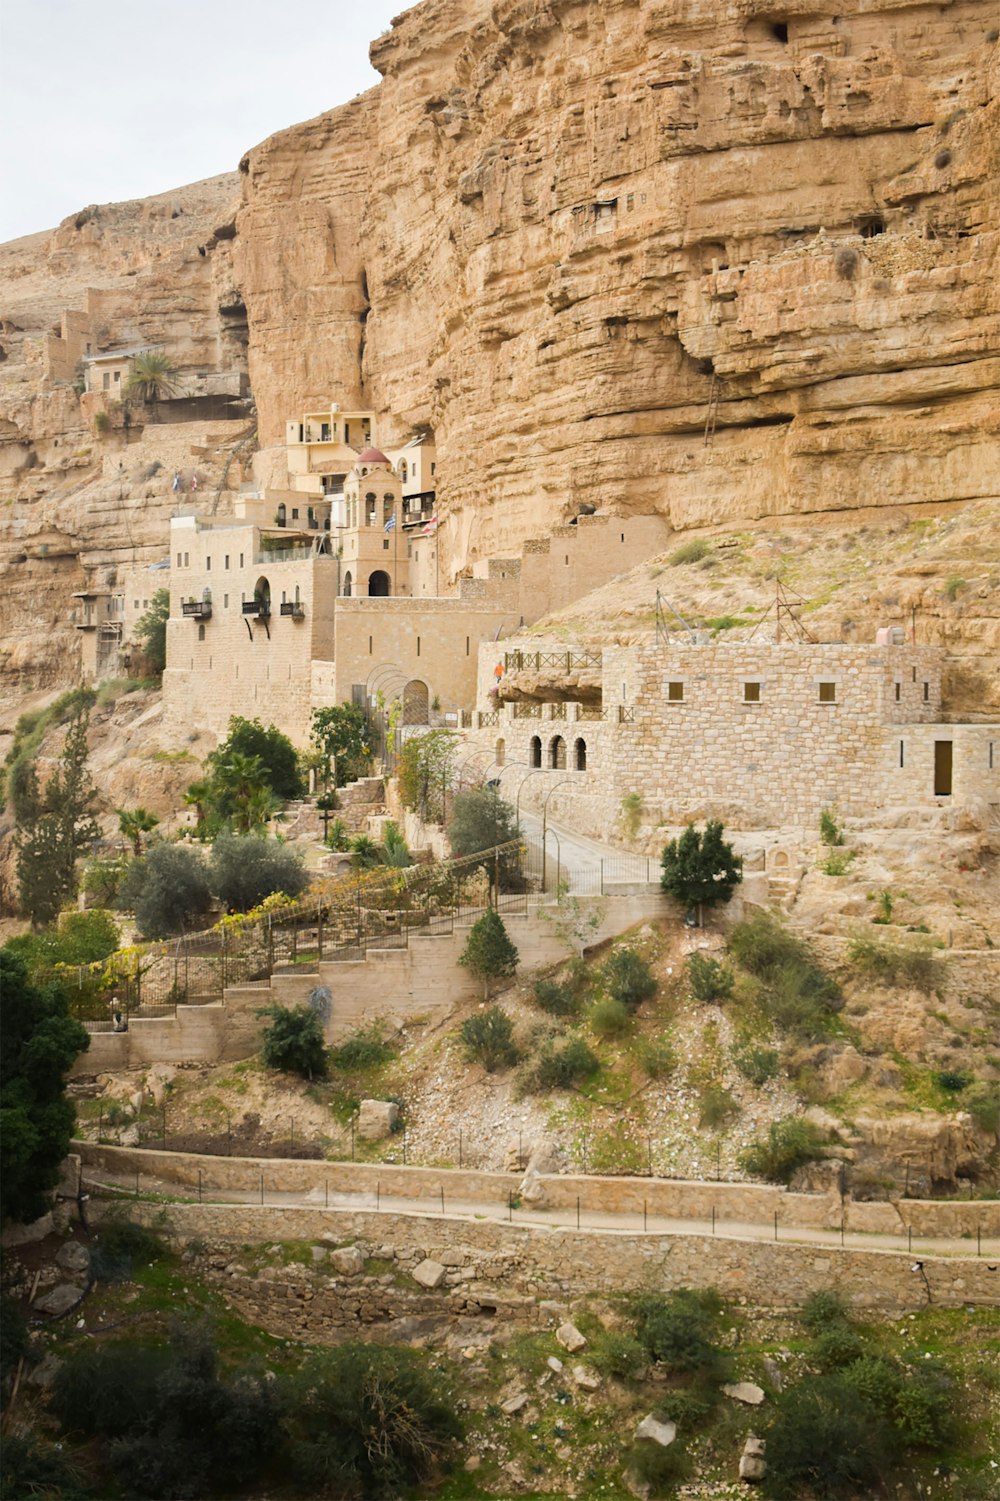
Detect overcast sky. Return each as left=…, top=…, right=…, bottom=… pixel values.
left=0, top=0, right=400, bottom=243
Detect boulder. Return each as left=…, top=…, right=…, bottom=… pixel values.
left=27, top=1352, right=63, bottom=1389
left=34, top=1283, right=81, bottom=1317
left=55, top=1241, right=91, bottom=1276
left=357, top=1100, right=399, bottom=1141
left=412, top=1258, right=446, bottom=1290
left=519, top=1168, right=546, bottom=1205
left=547, top=1356, right=564, bottom=1373
left=723, top=1382, right=765, bottom=1406
left=145, top=1064, right=176, bottom=1108
left=572, top=1364, right=601, bottom=1391
left=556, top=1322, right=587, bottom=1353
left=739, top=1435, right=767, bottom=1481
left=501, top=1392, right=530, bottom=1415
left=329, top=1245, right=365, bottom=1277
left=120, top=1124, right=141, bottom=1148
left=635, top=1414, right=676, bottom=1447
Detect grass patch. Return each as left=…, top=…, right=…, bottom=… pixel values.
left=847, top=933, right=942, bottom=992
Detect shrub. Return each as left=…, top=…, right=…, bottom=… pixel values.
left=211, top=832, right=308, bottom=912
left=800, top=1290, right=850, bottom=1333
left=965, top=1081, right=1000, bottom=1135
left=591, top=1331, right=647, bottom=1380
left=763, top=1374, right=896, bottom=1499
left=636, top=1035, right=677, bottom=1079
left=460, top=1006, right=518, bottom=1072
left=604, top=948, right=657, bottom=1010
left=630, top=1287, right=730, bottom=1381
left=660, top=821, right=742, bottom=918
left=728, top=914, right=842, bottom=1039
left=258, top=1003, right=328, bottom=1080
left=134, top=589, right=170, bottom=676
left=530, top=1036, right=600, bottom=1092
left=0, top=1433, right=90, bottom=1500
left=331, top=1023, right=394, bottom=1072
left=812, top=1325, right=867, bottom=1370
left=588, top=996, right=631, bottom=1040
left=819, top=809, right=844, bottom=846
left=285, top=1343, right=460, bottom=1497
left=698, top=1084, right=739, bottom=1129
left=208, top=716, right=303, bottom=801
left=458, top=909, right=518, bottom=999
left=944, top=575, right=966, bottom=601
left=821, top=848, right=855, bottom=876
left=740, top=1118, right=827, bottom=1183
left=447, top=785, right=521, bottom=886
left=620, top=791, right=643, bottom=839
left=532, top=978, right=580, bottom=1017
left=732, top=1041, right=779, bottom=1086
left=688, top=953, right=734, bottom=1003
left=934, top=1068, right=970, bottom=1092
left=628, top=1433, right=689, bottom=1496
left=120, top=842, right=213, bottom=938
left=669, top=538, right=710, bottom=565
left=847, top=933, right=939, bottom=992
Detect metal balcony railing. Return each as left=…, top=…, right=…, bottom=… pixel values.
left=279, top=602, right=306, bottom=618
left=181, top=600, right=212, bottom=619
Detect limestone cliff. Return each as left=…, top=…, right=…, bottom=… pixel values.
left=236, top=0, right=1000, bottom=578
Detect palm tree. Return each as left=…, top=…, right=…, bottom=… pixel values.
left=125, top=351, right=181, bottom=408
left=212, top=752, right=271, bottom=832
left=117, top=806, right=160, bottom=856
left=183, top=778, right=213, bottom=833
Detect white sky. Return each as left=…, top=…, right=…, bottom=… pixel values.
left=0, top=0, right=400, bottom=243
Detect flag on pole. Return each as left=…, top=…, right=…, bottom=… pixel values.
left=421, top=515, right=438, bottom=535
left=384, top=513, right=396, bottom=533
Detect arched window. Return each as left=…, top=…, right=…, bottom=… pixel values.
left=495, top=738, right=506, bottom=767
left=365, top=491, right=377, bottom=526
left=383, top=493, right=395, bottom=524
left=276, top=502, right=286, bottom=526
left=529, top=735, right=542, bottom=768
left=550, top=735, right=566, bottom=770
left=400, top=459, right=408, bottom=482
left=368, top=569, right=391, bottom=597
left=343, top=571, right=353, bottom=597
left=403, top=679, right=429, bottom=724
left=253, top=576, right=271, bottom=615
left=574, top=737, right=587, bottom=771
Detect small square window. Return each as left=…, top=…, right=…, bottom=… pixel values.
left=383, top=539, right=390, bottom=549
left=743, top=681, right=761, bottom=703
left=291, top=508, right=299, bottom=520
left=818, top=681, right=836, bottom=703
left=668, top=681, right=684, bottom=702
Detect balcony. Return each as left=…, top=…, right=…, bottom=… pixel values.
left=181, top=600, right=212, bottom=620
left=242, top=599, right=270, bottom=618
left=279, top=602, right=306, bottom=619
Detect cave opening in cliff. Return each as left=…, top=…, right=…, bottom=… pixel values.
left=859, top=216, right=886, bottom=238
left=770, top=21, right=789, bottom=43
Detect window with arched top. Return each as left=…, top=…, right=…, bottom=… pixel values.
left=550, top=735, right=566, bottom=770
left=365, top=491, right=377, bottom=526
left=574, top=737, right=587, bottom=771
left=343, top=571, right=353, bottom=597
left=400, top=459, right=408, bottom=482
left=368, top=569, right=390, bottom=597
left=402, top=678, right=429, bottom=724
left=529, top=736, right=542, bottom=768
left=496, top=738, right=506, bottom=767
left=383, top=493, right=395, bottom=523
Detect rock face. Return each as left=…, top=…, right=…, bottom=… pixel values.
left=235, top=0, right=1000, bottom=580
left=357, top=1099, right=400, bottom=1140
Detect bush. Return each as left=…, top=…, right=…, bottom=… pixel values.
left=134, top=589, right=169, bottom=677
left=630, top=1288, right=730, bottom=1381
left=636, top=1035, right=677, bottom=1080
left=965, top=1081, right=1000, bottom=1135
left=732, top=1041, right=779, bottom=1086
left=331, top=1023, right=395, bottom=1072
left=934, top=1068, right=970, bottom=1092
left=91, top=1213, right=168, bottom=1283
left=591, top=1331, right=647, bottom=1380
left=604, top=948, right=657, bottom=1010
left=812, top=1325, right=867, bottom=1371
left=0, top=1433, right=90, bottom=1500
left=258, top=1003, right=328, bottom=1080
left=210, top=832, right=308, bottom=912
left=460, top=1006, right=518, bottom=1072
left=530, top=1036, right=600, bottom=1092
left=698, top=1084, right=739, bottom=1129
left=447, top=786, right=521, bottom=886
left=120, top=842, right=213, bottom=938
left=209, top=716, right=303, bottom=801
left=532, top=978, right=580, bottom=1017
left=847, top=933, right=939, bottom=992
left=458, top=909, right=518, bottom=999
left=688, top=953, right=734, bottom=1003
left=669, top=538, right=710, bottom=565
left=763, top=1374, right=896, bottom=1499
left=588, top=996, right=632, bottom=1040
left=740, top=1118, right=827, bottom=1183
left=82, top=853, right=131, bottom=907
left=819, top=809, right=844, bottom=846
left=800, top=1290, right=850, bottom=1333
left=285, top=1343, right=460, bottom=1498
left=728, top=914, right=842, bottom=1039
left=628, top=1433, right=689, bottom=1496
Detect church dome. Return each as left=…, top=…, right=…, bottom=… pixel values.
left=356, top=447, right=390, bottom=466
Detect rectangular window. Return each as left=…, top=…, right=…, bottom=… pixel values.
left=177, top=552, right=182, bottom=568
left=668, top=681, right=684, bottom=702
left=133, top=600, right=139, bottom=610
left=184, top=552, right=189, bottom=568
left=989, top=742, right=994, bottom=770
left=223, top=594, right=228, bottom=608
left=417, top=637, right=421, bottom=657
left=923, top=681, right=929, bottom=702
left=206, top=557, right=211, bottom=570
left=743, top=681, right=761, bottom=703
left=466, top=637, right=470, bottom=656
left=239, top=553, right=244, bottom=568
left=894, top=682, right=901, bottom=701
left=291, top=508, right=299, bottom=520
left=281, top=590, right=287, bottom=604
left=899, top=740, right=905, bottom=768
left=912, top=666, right=917, bottom=682
left=818, top=682, right=836, bottom=703
left=102, top=372, right=110, bottom=390
left=224, top=555, right=230, bottom=570
left=383, top=539, right=390, bottom=549
left=369, top=636, right=373, bottom=654
left=113, top=370, right=120, bottom=383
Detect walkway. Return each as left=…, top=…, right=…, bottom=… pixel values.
left=519, top=811, right=655, bottom=894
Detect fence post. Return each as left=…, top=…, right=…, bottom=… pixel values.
left=317, top=906, right=324, bottom=962
left=576, top=1196, right=580, bottom=1230
left=458, top=1129, right=463, bottom=1168
left=643, top=1200, right=647, bottom=1233
left=773, top=1211, right=778, bottom=1242
left=260, top=1173, right=264, bottom=1206
left=600, top=859, right=604, bottom=896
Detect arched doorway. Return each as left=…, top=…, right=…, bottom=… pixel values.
left=402, top=679, right=429, bottom=725
left=529, top=736, right=542, bottom=768
left=550, top=735, right=566, bottom=770
left=368, top=570, right=391, bottom=597
left=252, top=576, right=271, bottom=614
left=495, top=738, right=506, bottom=767
left=574, top=737, right=587, bottom=771
left=343, top=571, right=353, bottom=597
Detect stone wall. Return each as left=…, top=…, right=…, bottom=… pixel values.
left=91, top=1199, right=1000, bottom=1314
left=77, top=1144, right=1000, bottom=1240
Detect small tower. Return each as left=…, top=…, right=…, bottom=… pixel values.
left=340, top=449, right=408, bottom=597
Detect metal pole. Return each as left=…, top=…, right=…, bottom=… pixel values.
left=351, top=1118, right=355, bottom=1161
left=162, top=1103, right=167, bottom=1148
left=325, top=1179, right=329, bottom=1208
left=227, top=1111, right=232, bottom=1156
left=977, top=1224, right=981, bottom=1257
left=459, top=1129, right=463, bottom=1168
left=648, top=1137, right=652, bottom=1177
left=99, top=1107, right=103, bottom=1142
left=712, top=1205, right=716, bottom=1235
left=440, top=1186, right=444, bottom=1215
left=773, top=1211, right=778, bottom=1241
left=198, top=1169, right=203, bottom=1203
left=377, top=1182, right=380, bottom=1211
left=403, top=1127, right=407, bottom=1164
left=643, top=1200, right=647, bottom=1233
left=908, top=1225, right=913, bottom=1253
left=576, top=1196, right=580, bottom=1230
left=260, top=1173, right=264, bottom=1205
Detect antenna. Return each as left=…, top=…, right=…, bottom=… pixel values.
left=655, top=590, right=696, bottom=646
left=747, top=578, right=817, bottom=644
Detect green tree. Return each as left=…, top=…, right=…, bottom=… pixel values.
left=604, top=948, right=657, bottom=1010
left=117, top=805, right=160, bottom=856
left=0, top=950, right=89, bottom=1226
left=458, top=909, right=519, bottom=998
left=207, top=717, right=303, bottom=804
left=120, top=843, right=213, bottom=938
left=124, top=350, right=181, bottom=407
left=398, top=728, right=457, bottom=822
left=211, top=833, right=308, bottom=912
left=134, top=588, right=170, bottom=676
left=310, top=703, right=370, bottom=788
left=15, top=710, right=100, bottom=926
left=447, top=785, right=521, bottom=887
left=459, top=1006, right=518, bottom=1072
left=258, top=1003, right=327, bottom=1079
left=660, top=821, right=742, bottom=923
left=205, top=750, right=273, bottom=833
left=739, top=1118, right=828, bottom=1184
